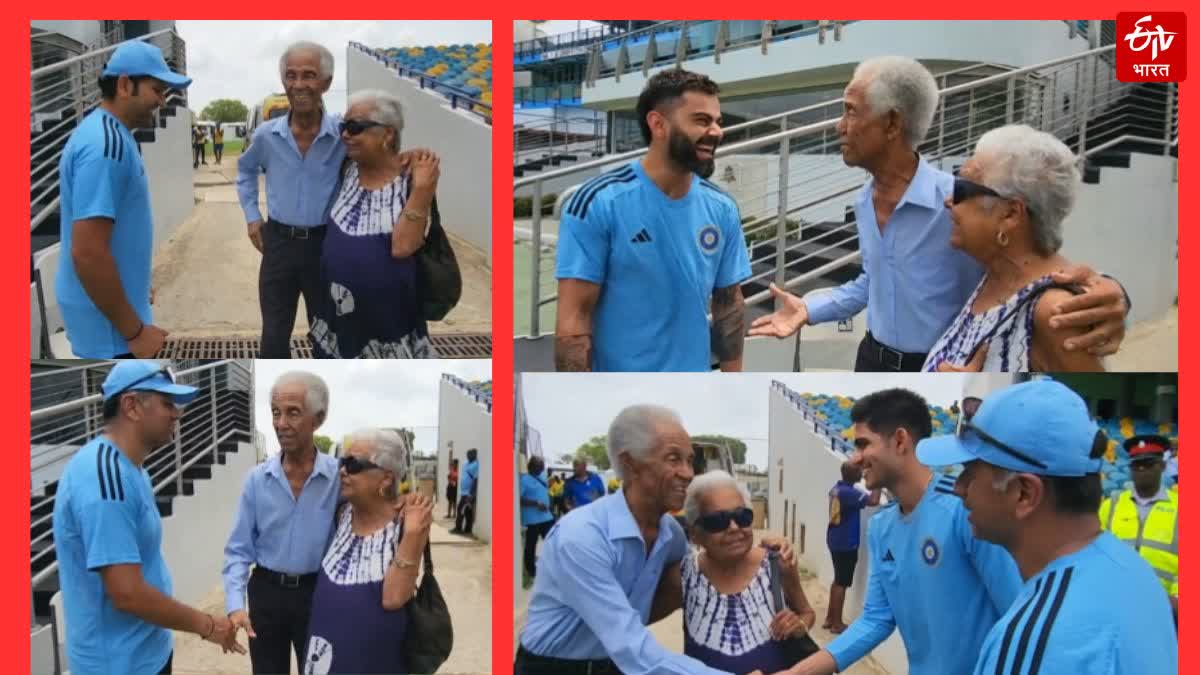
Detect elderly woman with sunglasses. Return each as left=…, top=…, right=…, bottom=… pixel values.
left=308, top=89, right=441, bottom=358
left=303, top=428, right=433, bottom=674
left=652, top=471, right=817, bottom=674
left=922, top=124, right=1106, bottom=372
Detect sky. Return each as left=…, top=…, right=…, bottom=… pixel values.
left=253, top=360, right=490, bottom=457
left=520, top=373, right=975, bottom=470
left=176, top=20, right=492, bottom=116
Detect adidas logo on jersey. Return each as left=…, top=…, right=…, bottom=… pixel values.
left=883, top=549, right=895, bottom=562
left=631, top=228, right=652, bottom=243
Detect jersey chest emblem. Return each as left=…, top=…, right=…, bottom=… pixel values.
left=697, top=224, right=721, bottom=255
left=920, top=537, right=941, bottom=567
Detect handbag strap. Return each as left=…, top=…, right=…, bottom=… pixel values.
left=960, top=281, right=1081, bottom=363
left=768, top=550, right=786, bottom=614
left=422, top=539, right=435, bottom=576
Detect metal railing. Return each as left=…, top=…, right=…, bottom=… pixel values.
left=350, top=42, right=492, bottom=123
left=771, top=381, right=854, bottom=454
left=515, top=108, right=606, bottom=167
left=31, top=360, right=253, bottom=590
left=442, top=373, right=492, bottom=413
left=30, top=28, right=188, bottom=233
left=515, top=44, right=1178, bottom=337
left=515, top=23, right=630, bottom=63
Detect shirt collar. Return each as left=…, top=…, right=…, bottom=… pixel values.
left=265, top=449, right=337, bottom=480
left=1132, top=487, right=1170, bottom=506
left=604, top=488, right=677, bottom=547
left=860, top=153, right=944, bottom=212
left=271, top=109, right=341, bottom=141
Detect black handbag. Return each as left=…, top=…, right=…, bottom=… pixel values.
left=403, top=539, right=454, bottom=673
left=406, top=180, right=462, bottom=322
left=768, top=550, right=822, bottom=663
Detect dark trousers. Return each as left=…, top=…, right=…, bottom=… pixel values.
left=854, top=332, right=928, bottom=372
left=157, top=651, right=173, bottom=674
left=514, top=646, right=619, bottom=675
left=523, top=520, right=554, bottom=578
left=258, top=221, right=326, bottom=358
left=213, top=143, right=224, bottom=163
left=247, top=569, right=317, bottom=675
left=455, top=495, right=475, bottom=534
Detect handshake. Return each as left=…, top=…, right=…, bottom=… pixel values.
left=200, top=611, right=252, bottom=654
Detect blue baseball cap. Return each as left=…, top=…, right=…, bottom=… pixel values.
left=102, top=41, right=192, bottom=89
left=102, top=361, right=199, bottom=405
left=916, top=379, right=1102, bottom=477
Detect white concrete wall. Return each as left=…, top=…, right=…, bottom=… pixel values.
left=437, top=379, right=493, bottom=542
left=347, top=47, right=492, bottom=262
left=767, top=382, right=908, bottom=675
left=1061, top=153, right=1178, bottom=323
left=140, top=105, right=196, bottom=251
left=160, top=441, right=257, bottom=606
left=584, top=21, right=1087, bottom=107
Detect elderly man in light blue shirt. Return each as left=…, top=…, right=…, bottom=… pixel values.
left=517, top=403, right=730, bottom=675
left=237, top=41, right=345, bottom=358
left=222, top=370, right=340, bottom=674
left=750, top=55, right=1130, bottom=371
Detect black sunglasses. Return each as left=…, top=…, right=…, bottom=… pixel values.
left=952, top=177, right=1006, bottom=205
left=113, top=366, right=176, bottom=398
left=339, top=119, right=384, bottom=136
left=958, top=419, right=1048, bottom=470
left=697, top=507, right=754, bottom=534
left=340, top=455, right=383, bottom=474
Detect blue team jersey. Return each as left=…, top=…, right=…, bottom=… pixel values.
left=555, top=160, right=752, bottom=371
left=52, top=436, right=173, bottom=675
left=973, top=532, right=1177, bottom=675
left=827, top=472, right=1023, bottom=674
left=563, top=472, right=606, bottom=509
left=55, top=108, right=154, bottom=358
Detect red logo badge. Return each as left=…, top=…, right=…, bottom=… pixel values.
left=1117, top=13, right=1186, bottom=82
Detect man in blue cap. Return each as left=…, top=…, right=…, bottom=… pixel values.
left=52, top=360, right=244, bottom=675
left=55, top=40, right=192, bottom=359
left=915, top=378, right=1177, bottom=674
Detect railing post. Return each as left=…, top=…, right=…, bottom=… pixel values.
left=775, top=117, right=790, bottom=294
left=1164, top=83, right=1175, bottom=156
left=1005, top=76, right=1016, bottom=124
left=530, top=179, right=543, bottom=336
left=1078, top=55, right=1093, bottom=155
left=210, top=369, right=219, bottom=465
left=174, top=419, right=183, bottom=496
left=937, top=76, right=946, bottom=160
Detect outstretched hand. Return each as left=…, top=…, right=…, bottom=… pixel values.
left=748, top=283, right=809, bottom=339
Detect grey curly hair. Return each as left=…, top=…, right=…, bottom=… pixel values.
left=853, top=56, right=940, bottom=148
left=345, top=427, right=410, bottom=498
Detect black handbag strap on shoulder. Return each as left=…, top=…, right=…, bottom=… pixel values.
left=768, top=550, right=786, bottom=613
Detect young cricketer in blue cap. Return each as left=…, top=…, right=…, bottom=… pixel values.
left=55, top=40, right=192, bottom=359
left=916, top=378, right=1177, bottom=674
left=51, top=361, right=244, bottom=674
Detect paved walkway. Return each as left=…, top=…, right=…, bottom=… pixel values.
left=151, top=158, right=491, bottom=339
left=172, top=522, right=491, bottom=675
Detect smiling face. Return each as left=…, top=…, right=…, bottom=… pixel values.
left=693, top=485, right=753, bottom=563
left=339, top=439, right=392, bottom=503
left=652, top=91, right=723, bottom=178
left=620, top=420, right=695, bottom=513
left=341, top=99, right=393, bottom=163
left=282, top=48, right=331, bottom=116
left=270, top=382, right=323, bottom=454
left=127, top=391, right=181, bottom=448
left=121, top=76, right=169, bottom=129
left=944, top=155, right=1013, bottom=256
left=850, top=422, right=908, bottom=491
left=954, top=460, right=1023, bottom=546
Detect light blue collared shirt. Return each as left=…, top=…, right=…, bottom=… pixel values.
left=520, top=489, right=729, bottom=675
left=221, top=451, right=341, bottom=614
left=805, top=156, right=983, bottom=353
left=236, top=111, right=346, bottom=227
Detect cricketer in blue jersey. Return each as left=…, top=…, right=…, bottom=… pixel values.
left=52, top=361, right=243, bottom=675
left=55, top=40, right=192, bottom=359
left=918, top=379, right=1178, bottom=675
left=783, top=388, right=1022, bottom=675
left=555, top=69, right=752, bottom=373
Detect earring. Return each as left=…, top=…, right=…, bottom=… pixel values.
left=995, top=230, right=1010, bottom=247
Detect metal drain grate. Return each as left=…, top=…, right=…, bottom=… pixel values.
left=158, top=334, right=491, bottom=359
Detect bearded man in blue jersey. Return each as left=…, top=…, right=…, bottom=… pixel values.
left=780, top=388, right=1022, bottom=675
left=916, top=379, right=1177, bottom=674
left=554, top=69, right=752, bottom=372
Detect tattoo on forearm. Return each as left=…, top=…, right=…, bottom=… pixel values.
left=555, top=335, right=593, bottom=371
left=711, top=286, right=746, bottom=362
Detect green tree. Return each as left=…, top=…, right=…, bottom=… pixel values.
left=201, top=98, right=249, bottom=124
left=313, top=434, right=333, bottom=454
left=691, top=435, right=748, bottom=464
left=573, top=435, right=610, bottom=470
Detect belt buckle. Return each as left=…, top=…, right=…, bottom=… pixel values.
left=280, top=573, right=301, bottom=588
left=879, top=344, right=903, bottom=371
left=293, top=226, right=309, bottom=240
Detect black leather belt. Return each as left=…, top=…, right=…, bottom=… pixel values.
left=864, top=332, right=928, bottom=372
left=252, top=565, right=318, bottom=589
left=515, top=646, right=620, bottom=675
left=268, top=219, right=326, bottom=240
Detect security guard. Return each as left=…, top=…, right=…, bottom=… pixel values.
left=1099, top=434, right=1179, bottom=615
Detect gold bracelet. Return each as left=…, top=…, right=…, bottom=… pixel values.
left=391, top=556, right=418, bottom=569
left=403, top=209, right=427, bottom=222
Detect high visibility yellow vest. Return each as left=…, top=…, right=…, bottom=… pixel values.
left=1099, top=489, right=1178, bottom=597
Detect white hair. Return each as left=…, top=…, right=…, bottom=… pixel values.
left=684, top=470, right=752, bottom=527
left=347, top=89, right=405, bottom=153
left=853, top=56, right=940, bottom=147
left=973, top=124, right=1079, bottom=256
left=270, top=371, right=329, bottom=417
left=991, top=468, right=1018, bottom=491
left=606, top=404, right=682, bottom=480
left=279, top=41, right=334, bottom=83
left=346, top=428, right=410, bottom=496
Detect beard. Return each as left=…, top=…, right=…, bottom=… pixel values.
left=667, top=126, right=718, bottom=178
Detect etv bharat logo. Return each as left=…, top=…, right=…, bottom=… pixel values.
left=1117, top=13, right=1186, bottom=82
